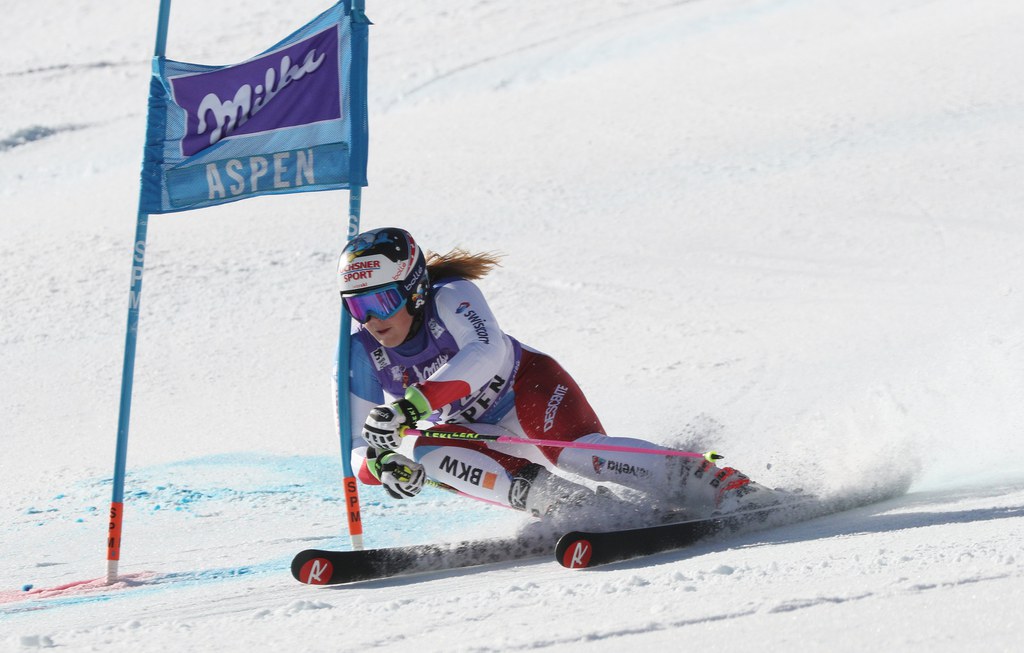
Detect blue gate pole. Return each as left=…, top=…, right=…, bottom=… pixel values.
left=336, top=0, right=369, bottom=550
left=336, top=187, right=363, bottom=550
left=106, top=0, right=173, bottom=584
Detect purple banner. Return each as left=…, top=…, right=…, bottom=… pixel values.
left=169, top=26, right=341, bottom=157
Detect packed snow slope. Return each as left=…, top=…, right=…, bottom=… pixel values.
left=2, top=0, right=1023, bottom=650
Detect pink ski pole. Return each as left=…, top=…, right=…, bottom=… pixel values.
left=402, top=427, right=720, bottom=461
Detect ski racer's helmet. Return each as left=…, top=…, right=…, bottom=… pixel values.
left=338, top=227, right=428, bottom=323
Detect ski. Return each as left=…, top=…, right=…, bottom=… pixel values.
left=555, top=486, right=907, bottom=569
left=292, top=485, right=909, bottom=583
left=291, top=533, right=555, bottom=585
left=555, top=503, right=791, bottom=569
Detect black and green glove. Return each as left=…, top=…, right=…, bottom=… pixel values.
left=361, top=387, right=431, bottom=450
left=369, top=450, right=426, bottom=499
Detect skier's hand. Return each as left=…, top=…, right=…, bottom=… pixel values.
left=375, top=452, right=426, bottom=499
left=362, top=399, right=421, bottom=449
left=362, top=387, right=431, bottom=449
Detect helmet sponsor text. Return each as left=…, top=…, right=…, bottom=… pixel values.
left=341, top=259, right=381, bottom=283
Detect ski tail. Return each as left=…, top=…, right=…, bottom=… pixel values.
left=292, top=534, right=555, bottom=585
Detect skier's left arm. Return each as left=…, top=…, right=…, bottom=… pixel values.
left=415, top=279, right=512, bottom=409
left=359, top=279, right=513, bottom=449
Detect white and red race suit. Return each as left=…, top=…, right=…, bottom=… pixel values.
left=343, top=277, right=749, bottom=512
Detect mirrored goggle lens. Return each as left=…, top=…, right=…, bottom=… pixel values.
left=344, top=285, right=406, bottom=323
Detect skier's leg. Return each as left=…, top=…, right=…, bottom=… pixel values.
left=411, top=427, right=602, bottom=518
left=507, top=348, right=779, bottom=515
left=507, top=348, right=674, bottom=495
left=562, top=436, right=785, bottom=514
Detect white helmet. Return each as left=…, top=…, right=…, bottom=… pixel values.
left=338, top=227, right=428, bottom=322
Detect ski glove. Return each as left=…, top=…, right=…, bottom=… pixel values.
left=361, top=387, right=431, bottom=450
left=371, top=452, right=426, bottom=499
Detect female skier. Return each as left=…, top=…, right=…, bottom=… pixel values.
left=339, top=227, right=776, bottom=526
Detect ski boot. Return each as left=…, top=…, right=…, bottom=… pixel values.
left=514, top=464, right=641, bottom=530
left=668, top=456, right=782, bottom=516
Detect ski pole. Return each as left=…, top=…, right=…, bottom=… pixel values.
left=425, top=478, right=514, bottom=508
left=402, top=427, right=722, bottom=462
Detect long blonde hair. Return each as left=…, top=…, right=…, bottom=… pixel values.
left=425, top=248, right=503, bottom=282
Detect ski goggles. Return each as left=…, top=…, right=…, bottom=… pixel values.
left=343, top=284, right=406, bottom=323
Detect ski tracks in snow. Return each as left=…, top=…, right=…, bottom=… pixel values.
left=0, top=60, right=142, bottom=157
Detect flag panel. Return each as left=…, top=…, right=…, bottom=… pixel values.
left=140, top=2, right=367, bottom=214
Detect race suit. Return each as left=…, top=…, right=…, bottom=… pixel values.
left=344, top=277, right=730, bottom=511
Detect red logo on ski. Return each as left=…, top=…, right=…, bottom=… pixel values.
left=562, top=539, right=592, bottom=568
left=299, top=558, right=334, bottom=584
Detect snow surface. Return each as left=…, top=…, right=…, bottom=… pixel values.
left=2, top=0, right=1024, bottom=650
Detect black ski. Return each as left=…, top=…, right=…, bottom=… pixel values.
left=292, top=484, right=909, bottom=583
left=555, top=486, right=907, bottom=569
left=555, top=503, right=784, bottom=568
left=291, top=533, right=554, bottom=585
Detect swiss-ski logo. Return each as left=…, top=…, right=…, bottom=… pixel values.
left=299, top=557, right=333, bottom=585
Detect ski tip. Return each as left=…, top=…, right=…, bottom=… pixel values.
left=556, top=535, right=594, bottom=569
left=292, top=552, right=334, bottom=585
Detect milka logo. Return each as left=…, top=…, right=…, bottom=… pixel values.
left=170, top=26, right=341, bottom=158
left=412, top=354, right=450, bottom=382
left=196, top=50, right=326, bottom=148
